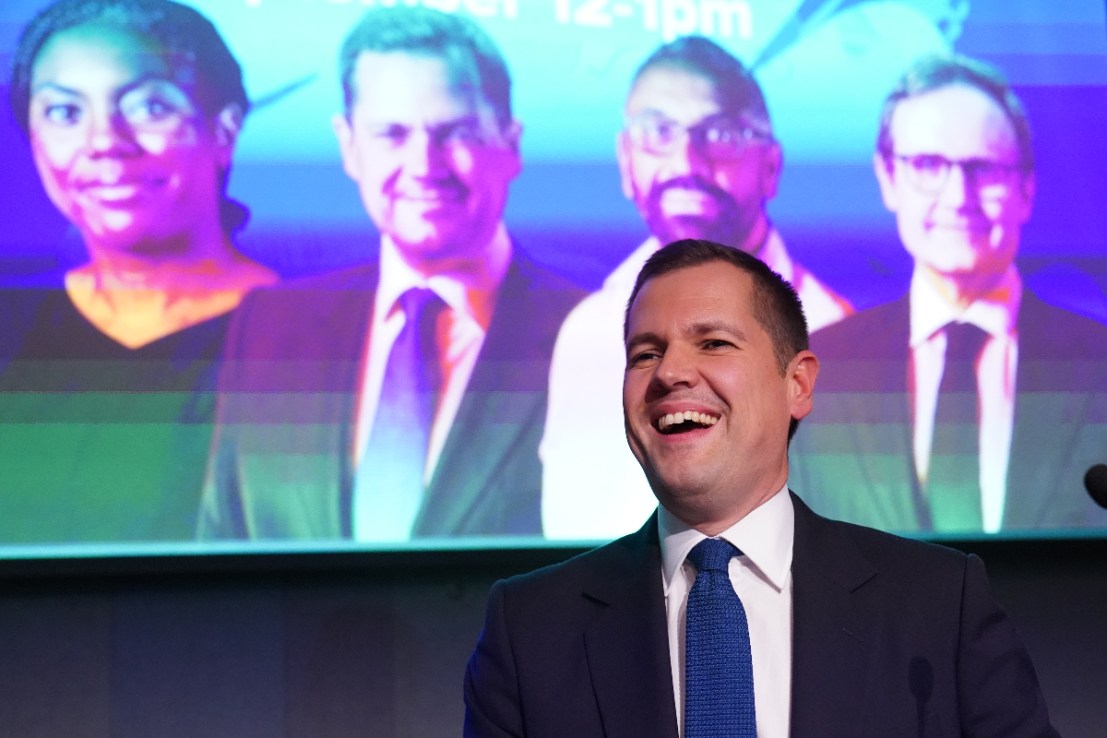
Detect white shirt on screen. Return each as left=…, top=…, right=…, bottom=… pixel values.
left=909, top=266, right=1020, bottom=533
left=659, top=486, right=794, bottom=738
left=541, top=231, right=852, bottom=540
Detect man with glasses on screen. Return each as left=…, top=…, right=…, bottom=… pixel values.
left=541, top=36, right=852, bottom=540
left=790, top=54, right=1107, bottom=534
left=198, top=6, right=580, bottom=541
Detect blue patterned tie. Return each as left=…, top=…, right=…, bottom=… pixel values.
left=354, top=288, right=443, bottom=541
left=685, top=537, right=756, bottom=738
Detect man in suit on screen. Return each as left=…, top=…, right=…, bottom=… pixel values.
left=464, top=238, right=1057, bottom=737
left=198, top=6, right=580, bottom=541
left=540, top=36, right=853, bottom=540
left=789, top=54, right=1107, bottom=534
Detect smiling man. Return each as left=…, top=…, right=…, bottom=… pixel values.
left=198, top=6, right=580, bottom=541
left=464, top=238, right=1058, bottom=737
left=541, top=36, right=852, bottom=540
left=790, top=54, right=1107, bottom=534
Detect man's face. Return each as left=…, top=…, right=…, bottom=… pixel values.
left=333, top=52, right=521, bottom=271
left=623, top=260, right=817, bottom=532
left=617, top=64, right=780, bottom=250
left=874, top=84, right=1034, bottom=293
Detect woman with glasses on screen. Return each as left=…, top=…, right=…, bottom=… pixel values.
left=0, top=0, right=276, bottom=544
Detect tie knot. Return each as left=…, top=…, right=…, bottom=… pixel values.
left=399, top=287, right=441, bottom=319
left=687, top=537, right=738, bottom=574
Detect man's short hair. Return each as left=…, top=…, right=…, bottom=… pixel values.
left=338, top=6, right=512, bottom=128
left=875, top=54, right=1034, bottom=172
left=630, top=35, right=770, bottom=133
left=625, top=238, right=808, bottom=372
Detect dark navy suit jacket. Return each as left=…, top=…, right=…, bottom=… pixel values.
left=464, top=494, right=1058, bottom=737
left=791, top=293, right=1107, bottom=532
left=198, top=254, right=582, bottom=539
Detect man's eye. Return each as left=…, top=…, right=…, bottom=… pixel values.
left=373, top=125, right=410, bottom=145
left=704, top=124, right=738, bottom=145
left=702, top=339, right=733, bottom=350
left=911, top=155, right=948, bottom=175
left=645, top=120, right=679, bottom=145
left=438, top=124, right=483, bottom=146
left=628, top=349, right=660, bottom=366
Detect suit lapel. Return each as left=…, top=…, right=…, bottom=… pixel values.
left=420, top=263, right=533, bottom=524
left=790, top=495, right=880, bottom=738
left=415, top=257, right=558, bottom=535
left=580, top=519, right=680, bottom=738
left=1002, top=294, right=1102, bottom=528
left=293, top=266, right=378, bottom=537
left=806, top=296, right=925, bottom=529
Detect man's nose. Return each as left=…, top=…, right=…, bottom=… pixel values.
left=652, top=344, right=699, bottom=390
left=400, top=129, right=448, bottom=176
left=937, top=162, right=976, bottom=207
left=661, top=134, right=711, bottom=179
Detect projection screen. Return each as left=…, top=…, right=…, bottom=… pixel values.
left=1, top=0, right=1105, bottom=561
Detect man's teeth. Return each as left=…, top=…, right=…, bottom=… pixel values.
left=657, top=410, right=719, bottom=432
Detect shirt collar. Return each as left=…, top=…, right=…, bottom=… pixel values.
left=658, top=486, right=794, bottom=595
left=909, top=265, right=1021, bottom=347
left=757, top=227, right=794, bottom=283
left=377, top=223, right=512, bottom=330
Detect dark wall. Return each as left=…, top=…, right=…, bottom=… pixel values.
left=1, top=540, right=1104, bottom=737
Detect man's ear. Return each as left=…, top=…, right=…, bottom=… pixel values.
left=615, top=130, right=635, bottom=201
left=872, top=152, right=898, bottom=212
left=760, top=140, right=783, bottom=200
left=500, top=117, right=523, bottom=154
left=332, top=112, right=361, bottom=181
left=788, top=350, right=819, bottom=422
left=498, top=118, right=524, bottom=181
left=1016, top=170, right=1036, bottom=224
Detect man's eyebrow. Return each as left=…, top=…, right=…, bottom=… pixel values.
left=625, top=330, right=663, bottom=350
left=625, top=321, right=748, bottom=349
left=363, top=112, right=482, bottom=131
left=686, top=319, right=747, bottom=342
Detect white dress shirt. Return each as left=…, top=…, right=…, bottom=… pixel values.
left=659, top=488, right=794, bottom=738
left=352, top=226, right=511, bottom=539
left=541, top=231, right=852, bottom=540
left=908, top=267, right=1020, bottom=533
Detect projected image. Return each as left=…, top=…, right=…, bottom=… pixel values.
left=0, top=0, right=278, bottom=545
left=1, top=0, right=1105, bottom=554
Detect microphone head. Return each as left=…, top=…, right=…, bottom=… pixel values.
left=1085, top=464, right=1107, bottom=509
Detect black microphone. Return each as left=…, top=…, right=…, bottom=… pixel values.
left=1085, top=464, right=1107, bottom=509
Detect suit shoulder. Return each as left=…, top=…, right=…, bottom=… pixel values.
left=508, top=252, right=586, bottom=313
left=809, top=296, right=909, bottom=360
left=222, top=264, right=376, bottom=361
left=238, top=264, right=376, bottom=314
left=827, top=515, right=970, bottom=577
left=497, top=531, right=648, bottom=600
left=1020, top=292, right=1107, bottom=358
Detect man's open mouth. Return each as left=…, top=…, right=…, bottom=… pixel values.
left=656, top=411, right=719, bottom=434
